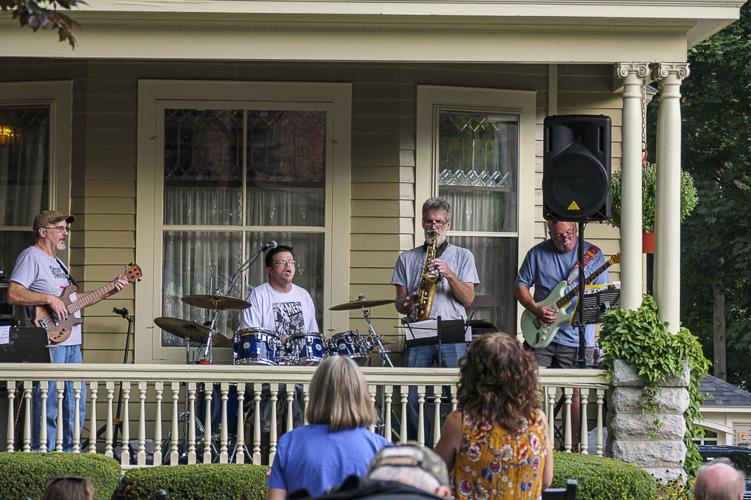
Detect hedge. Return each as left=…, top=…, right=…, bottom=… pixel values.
left=0, top=452, right=121, bottom=500
left=115, top=463, right=270, bottom=500
left=551, top=451, right=657, bottom=499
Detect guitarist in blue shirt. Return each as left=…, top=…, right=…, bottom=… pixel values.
left=514, top=220, right=609, bottom=449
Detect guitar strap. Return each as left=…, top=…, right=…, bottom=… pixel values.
left=565, top=244, right=601, bottom=286
left=55, top=257, right=79, bottom=288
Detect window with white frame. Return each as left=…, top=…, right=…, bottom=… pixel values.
left=416, top=85, right=536, bottom=335
left=136, top=81, right=351, bottom=361
left=0, top=82, right=72, bottom=282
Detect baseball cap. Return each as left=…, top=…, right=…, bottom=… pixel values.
left=368, top=444, right=450, bottom=487
left=33, top=210, right=75, bottom=232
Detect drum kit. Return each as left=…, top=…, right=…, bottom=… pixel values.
left=154, top=293, right=395, bottom=368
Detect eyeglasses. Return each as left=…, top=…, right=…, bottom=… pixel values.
left=549, top=227, right=576, bottom=239
left=422, top=219, right=448, bottom=228
left=273, top=260, right=296, bottom=268
left=44, top=225, right=71, bottom=232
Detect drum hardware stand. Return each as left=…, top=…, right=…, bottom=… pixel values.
left=361, top=305, right=393, bottom=368
left=94, top=307, right=134, bottom=447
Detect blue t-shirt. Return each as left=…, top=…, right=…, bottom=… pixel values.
left=267, top=424, right=391, bottom=496
left=515, top=239, right=608, bottom=347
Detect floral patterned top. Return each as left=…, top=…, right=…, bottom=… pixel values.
left=452, top=410, right=548, bottom=499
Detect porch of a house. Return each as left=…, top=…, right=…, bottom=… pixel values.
left=0, top=363, right=607, bottom=468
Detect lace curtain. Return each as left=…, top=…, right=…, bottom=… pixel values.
left=159, top=109, right=326, bottom=346
left=438, top=111, right=519, bottom=332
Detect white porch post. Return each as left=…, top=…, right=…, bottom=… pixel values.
left=616, top=63, right=649, bottom=310
left=653, top=63, right=690, bottom=333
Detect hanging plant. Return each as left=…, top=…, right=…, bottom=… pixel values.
left=610, top=163, right=698, bottom=232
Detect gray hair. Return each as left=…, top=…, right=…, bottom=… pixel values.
left=422, top=197, right=451, bottom=221
left=694, top=457, right=746, bottom=500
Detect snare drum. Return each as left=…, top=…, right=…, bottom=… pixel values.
left=284, top=332, right=327, bottom=366
left=233, top=328, right=281, bottom=366
left=328, top=330, right=372, bottom=365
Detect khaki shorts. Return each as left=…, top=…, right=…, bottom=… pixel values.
left=525, top=342, right=594, bottom=369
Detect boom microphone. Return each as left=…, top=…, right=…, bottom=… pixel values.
left=261, top=241, right=278, bottom=251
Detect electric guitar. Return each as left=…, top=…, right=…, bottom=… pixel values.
left=521, top=254, right=620, bottom=349
left=33, top=263, right=142, bottom=343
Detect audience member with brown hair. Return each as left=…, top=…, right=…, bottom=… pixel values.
left=434, top=332, right=553, bottom=498
left=267, top=356, right=391, bottom=499
left=41, top=476, right=94, bottom=500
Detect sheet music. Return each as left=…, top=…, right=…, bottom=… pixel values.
left=0, top=325, right=10, bottom=345
left=402, top=319, right=472, bottom=342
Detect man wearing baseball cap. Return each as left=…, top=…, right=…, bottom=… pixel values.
left=7, top=209, right=128, bottom=451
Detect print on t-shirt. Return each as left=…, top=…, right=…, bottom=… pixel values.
left=50, top=264, right=67, bottom=281
left=274, top=301, right=305, bottom=336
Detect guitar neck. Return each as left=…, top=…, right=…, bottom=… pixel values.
left=555, top=257, right=614, bottom=309
left=66, top=281, right=117, bottom=315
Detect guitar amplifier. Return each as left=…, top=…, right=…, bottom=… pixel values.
left=0, top=325, right=50, bottom=363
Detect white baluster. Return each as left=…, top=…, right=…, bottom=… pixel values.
left=269, top=383, right=278, bottom=465
left=154, top=382, right=163, bottom=466
left=8, top=381, right=17, bottom=452
left=73, top=381, right=81, bottom=453
left=138, top=382, right=147, bottom=465
left=417, top=385, right=425, bottom=446
left=546, top=386, right=557, bottom=447
left=580, top=388, right=589, bottom=455
left=170, top=382, right=180, bottom=466
left=596, top=388, right=605, bottom=456
left=188, top=382, right=197, bottom=464
left=303, top=384, right=309, bottom=425
left=384, top=386, right=393, bottom=442
left=105, top=382, right=114, bottom=457
left=22, top=381, right=31, bottom=452
left=55, top=382, right=64, bottom=452
left=253, top=385, right=261, bottom=465
left=235, top=385, right=245, bottom=464
left=399, top=385, right=408, bottom=444
left=219, top=383, right=229, bottom=463
left=89, top=382, right=98, bottom=453
left=433, top=388, right=441, bottom=446
left=203, top=384, right=212, bottom=464
left=563, top=387, right=573, bottom=453
left=120, top=382, right=130, bottom=465
left=285, top=385, right=294, bottom=432
left=368, top=385, right=376, bottom=433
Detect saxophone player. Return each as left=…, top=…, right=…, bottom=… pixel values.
left=391, top=197, right=479, bottom=441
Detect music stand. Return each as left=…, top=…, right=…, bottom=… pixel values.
left=571, top=285, right=621, bottom=325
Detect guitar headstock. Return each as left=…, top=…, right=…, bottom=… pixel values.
left=610, top=253, right=622, bottom=265
left=122, top=263, right=143, bottom=283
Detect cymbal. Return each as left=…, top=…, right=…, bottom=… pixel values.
left=181, top=294, right=250, bottom=310
left=154, top=317, right=232, bottom=347
left=330, top=298, right=394, bottom=311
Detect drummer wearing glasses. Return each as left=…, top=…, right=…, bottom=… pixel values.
left=239, top=245, right=319, bottom=339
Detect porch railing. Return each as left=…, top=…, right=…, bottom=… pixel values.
left=0, top=363, right=608, bottom=467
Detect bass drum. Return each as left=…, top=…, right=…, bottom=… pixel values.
left=284, top=332, right=327, bottom=366
left=233, top=328, right=281, bottom=366
left=328, top=330, right=372, bottom=366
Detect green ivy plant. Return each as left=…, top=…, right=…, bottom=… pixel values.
left=610, top=163, right=699, bottom=232
left=600, top=295, right=710, bottom=476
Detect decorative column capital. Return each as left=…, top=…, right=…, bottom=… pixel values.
left=615, top=62, right=650, bottom=79
left=653, top=62, right=690, bottom=81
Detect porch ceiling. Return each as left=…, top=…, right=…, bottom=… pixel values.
left=0, top=0, right=743, bottom=61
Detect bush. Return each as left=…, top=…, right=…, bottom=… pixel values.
left=116, top=463, right=270, bottom=499
left=551, top=451, right=657, bottom=500
left=0, top=452, right=121, bottom=500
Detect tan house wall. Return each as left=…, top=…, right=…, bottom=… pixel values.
left=1, top=59, right=623, bottom=363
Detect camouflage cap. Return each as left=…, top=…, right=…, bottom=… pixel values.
left=367, top=444, right=450, bottom=487
left=33, top=210, right=75, bottom=232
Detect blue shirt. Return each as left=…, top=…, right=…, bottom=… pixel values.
left=515, top=239, right=608, bottom=347
left=267, top=424, right=391, bottom=496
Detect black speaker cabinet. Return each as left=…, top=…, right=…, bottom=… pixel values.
left=543, top=115, right=611, bottom=222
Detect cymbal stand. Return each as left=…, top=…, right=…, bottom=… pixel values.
left=361, top=305, right=393, bottom=368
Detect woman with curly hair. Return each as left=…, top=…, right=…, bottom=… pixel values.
left=434, top=333, right=553, bottom=498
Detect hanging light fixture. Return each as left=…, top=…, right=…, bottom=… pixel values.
left=0, top=125, right=16, bottom=146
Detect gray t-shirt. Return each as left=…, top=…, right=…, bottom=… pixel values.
left=391, top=242, right=479, bottom=321
left=10, top=245, right=82, bottom=345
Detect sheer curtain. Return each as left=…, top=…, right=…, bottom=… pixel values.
left=438, top=111, right=519, bottom=332
left=159, top=108, right=326, bottom=347
left=0, top=106, right=49, bottom=274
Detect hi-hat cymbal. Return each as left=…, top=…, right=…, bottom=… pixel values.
left=181, top=294, right=250, bottom=310
left=154, top=317, right=232, bottom=347
left=330, top=298, right=394, bottom=311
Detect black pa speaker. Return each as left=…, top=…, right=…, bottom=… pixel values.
left=543, top=115, right=611, bottom=222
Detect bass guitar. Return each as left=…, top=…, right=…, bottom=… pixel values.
left=33, top=263, right=142, bottom=343
left=521, top=254, right=620, bottom=349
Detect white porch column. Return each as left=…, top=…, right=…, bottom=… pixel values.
left=653, top=63, right=690, bottom=333
left=615, top=63, right=650, bottom=310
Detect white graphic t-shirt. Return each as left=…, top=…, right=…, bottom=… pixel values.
left=240, top=282, right=319, bottom=336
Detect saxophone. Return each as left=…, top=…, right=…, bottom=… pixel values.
left=412, top=231, right=441, bottom=321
